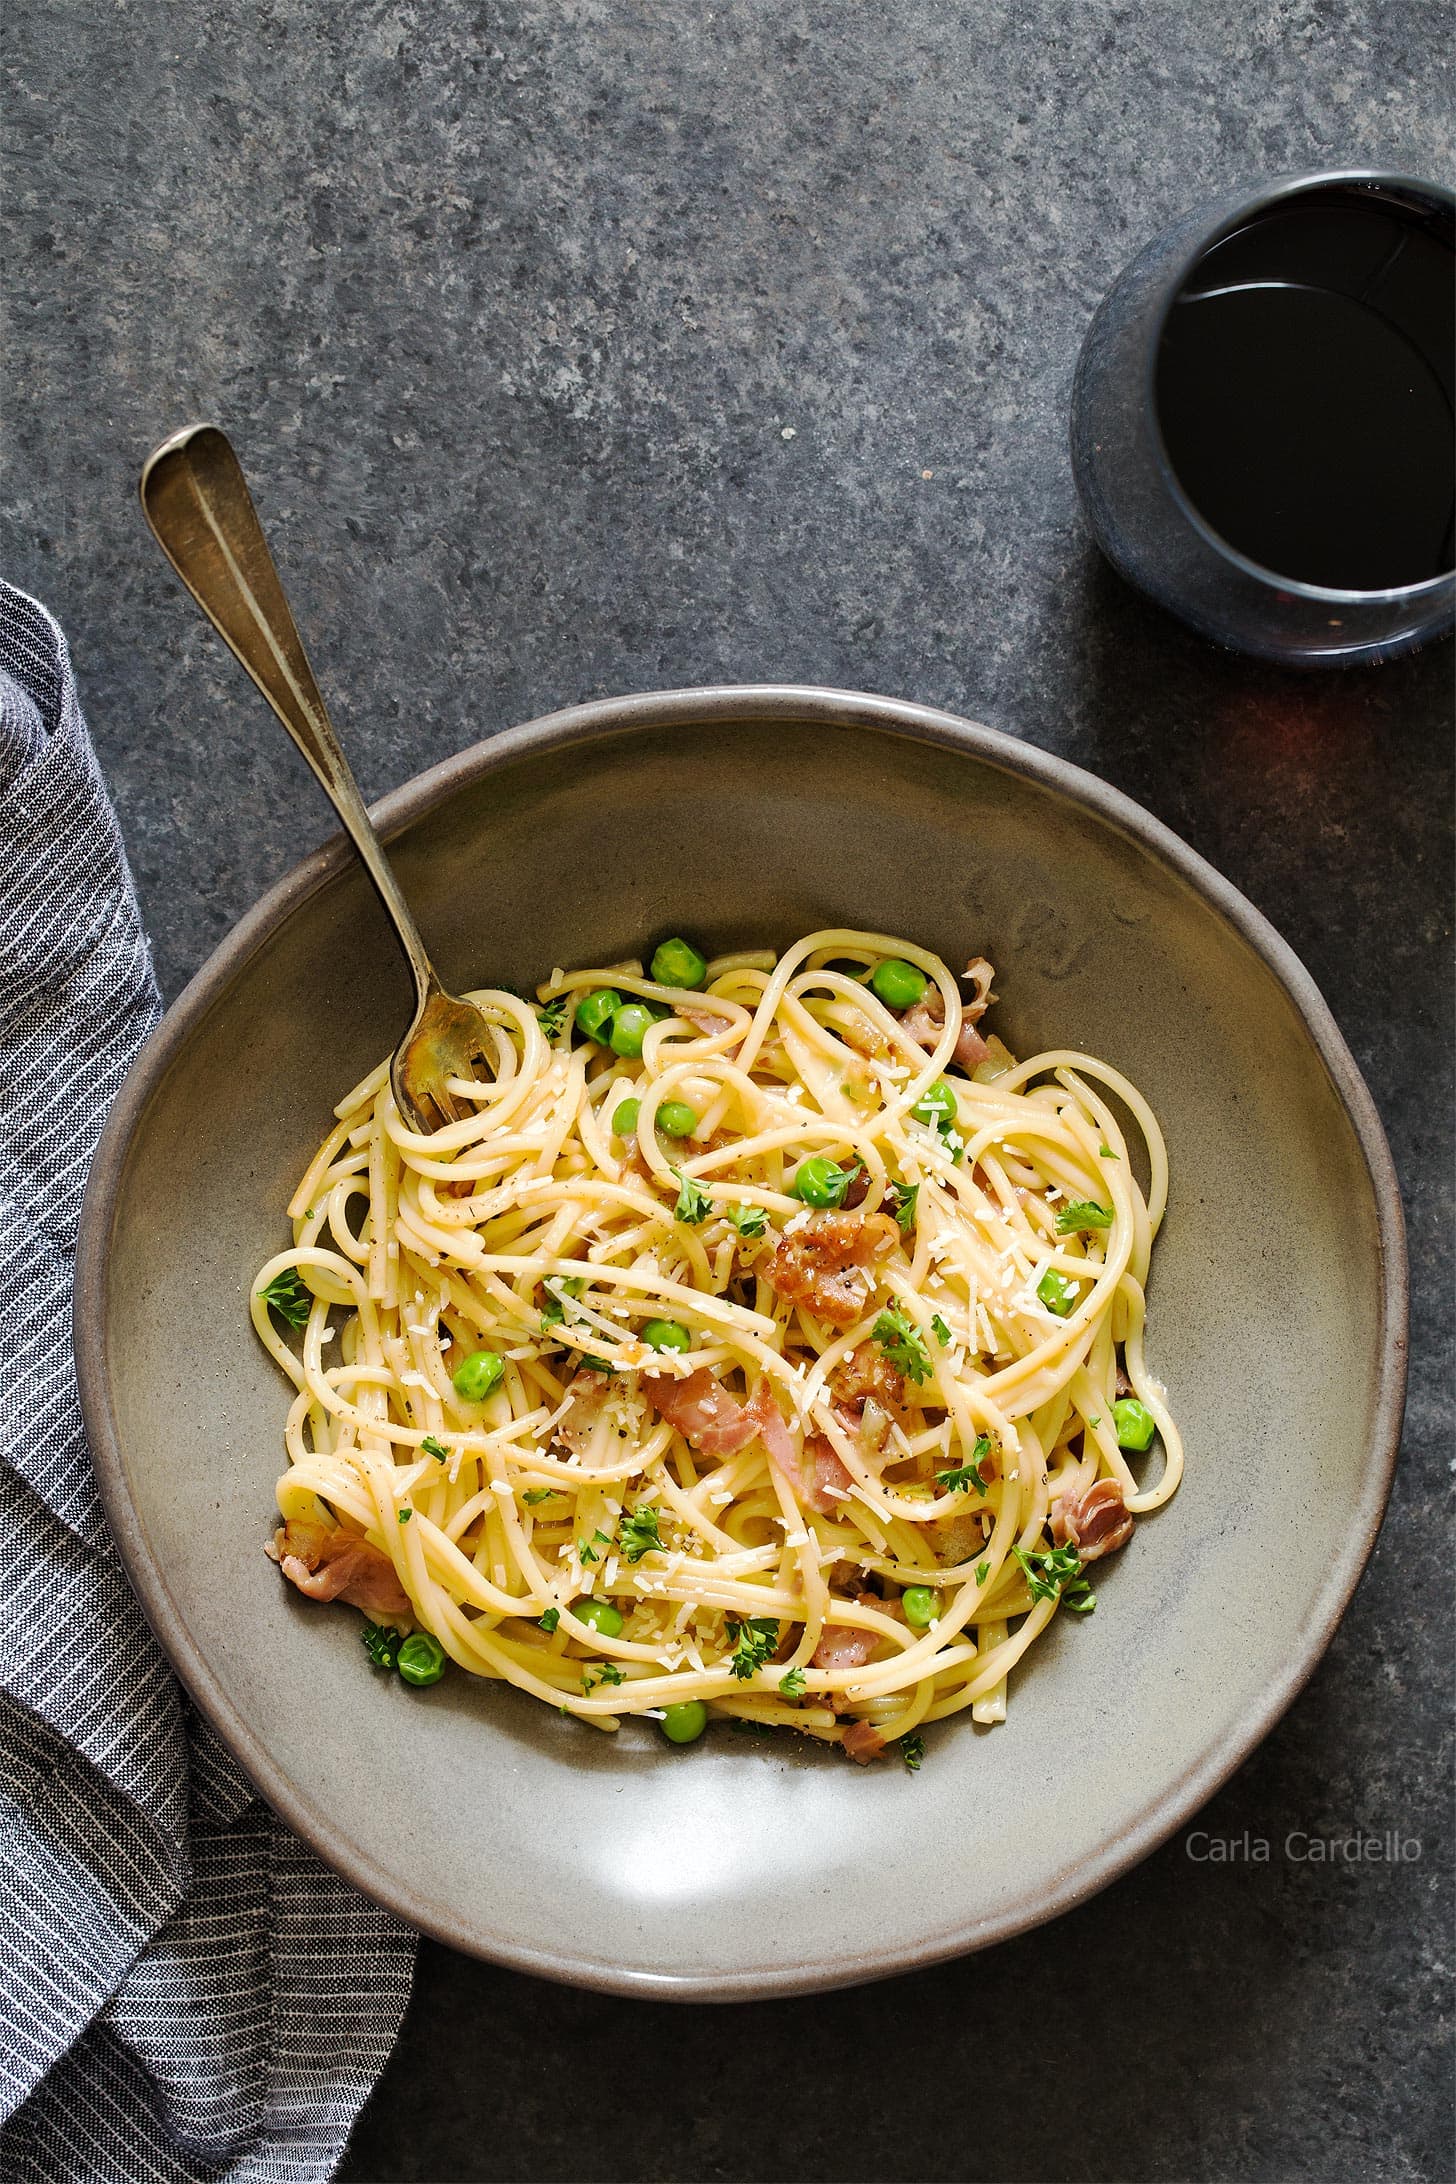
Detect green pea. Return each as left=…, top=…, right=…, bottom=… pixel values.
left=1036, top=1269, right=1078, bottom=1318
left=871, top=958, right=929, bottom=1011
left=453, top=1348, right=505, bottom=1401
left=574, top=987, right=621, bottom=1041
left=1112, top=1396, right=1157, bottom=1451
left=661, top=1699, right=708, bottom=1744
left=642, top=1318, right=692, bottom=1353
left=397, top=1632, right=446, bottom=1687
left=912, top=1079, right=960, bottom=1130
left=656, top=1100, right=698, bottom=1138
left=612, top=1097, right=641, bottom=1138
left=608, top=1003, right=655, bottom=1058
left=573, top=1597, right=624, bottom=1638
left=902, top=1585, right=938, bottom=1629
left=650, top=937, right=709, bottom=991
left=793, top=1154, right=858, bottom=1208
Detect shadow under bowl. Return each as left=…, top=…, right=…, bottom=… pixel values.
left=76, top=685, right=1406, bottom=1999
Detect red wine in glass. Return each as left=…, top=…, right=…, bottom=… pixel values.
left=1071, top=172, right=1454, bottom=664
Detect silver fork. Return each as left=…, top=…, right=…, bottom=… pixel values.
left=140, top=423, right=492, bottom=1133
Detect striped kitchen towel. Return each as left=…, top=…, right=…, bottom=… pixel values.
left=0, top=580, right=415, bottom=2182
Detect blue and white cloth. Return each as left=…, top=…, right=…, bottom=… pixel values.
left=0, top=582, right=415, bottom=2181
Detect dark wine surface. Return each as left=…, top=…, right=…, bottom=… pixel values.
left=1155, top=189, right=1454, bottom=591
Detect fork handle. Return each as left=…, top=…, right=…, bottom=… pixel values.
left=140, top=423, right=437, bottom=1009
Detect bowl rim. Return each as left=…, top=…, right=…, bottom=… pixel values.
left=75, top=682, right=1409, bottom=1999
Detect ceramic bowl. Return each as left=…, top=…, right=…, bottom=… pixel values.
left=76, top=686, right=1406, bottom=1998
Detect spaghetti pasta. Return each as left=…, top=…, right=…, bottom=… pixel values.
left=256, top=929, right=1180, bottom=1764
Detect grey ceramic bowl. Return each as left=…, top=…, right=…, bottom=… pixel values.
left=77, top=686, right=1406, bottom=1998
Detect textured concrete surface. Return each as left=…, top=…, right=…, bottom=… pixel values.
left=7, top=3, right=1453, bottom=2179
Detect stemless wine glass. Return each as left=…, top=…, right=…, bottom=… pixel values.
left=1070, top=169, right=1455, bottom=665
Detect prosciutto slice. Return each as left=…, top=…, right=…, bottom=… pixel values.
left=674, top=1000, right=740, bottom=1038
left=740, top=1386, right=854, bottom=1519
left=899, top=954, right=998, bottom=1071
left=744, top=1379, right=799, bottom=1474
left=1050, top=1476, right=1134, bottom=1562
left=268, top=1517, right=410, bottom=1617
left=812, top=1593, right=885, bottom=1674
left=650, top=1373, right=865, bottom=1522
left=801, top=1431, right=855, bottom=1515
left=642, top=1367, right=761, bottom=1455
left=901, top=991, right=989, bottom=1072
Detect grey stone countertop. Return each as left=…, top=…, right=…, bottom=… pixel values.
left=8, top=3, right=1452, bottom=2179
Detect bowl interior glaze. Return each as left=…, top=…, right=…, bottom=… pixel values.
left=79, top=688, right=1404, bottom=1997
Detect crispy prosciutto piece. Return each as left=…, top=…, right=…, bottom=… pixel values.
left=268, top=1517, right=410, bottom=1617
left=642, top=1367, right=761, bottom=1455
left=841, top=1719, right=888, bottom=1764
left=829, top=1342, right=910, bottom=1429
left=1051, top=1476, right=1134, bottom=1562
left=930, top=1507, right=990, bottom=1568
left=836, top=1007, right=893, bottom=1062
left=822, top=1345, right=910, bottom=1474
left=765, top=1210, right=898, bottom=1328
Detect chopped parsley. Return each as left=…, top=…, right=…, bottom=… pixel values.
left=726, top=1202, right=768, bottom=1238
left=583, top=1661, right=625, bottom=1691
left=578, top=1354, right=612, bottom=1373
left=536, top=996, right=568, bottom=1039
left=397, top=1508, right=412, bottom=1524
left=1055, top=1200, right=1113, bottom=1234
left=360, top=1620, right=402, bottom=1670
left=538, top=1607, right=561, bottom=1633
left=258, top=1267, right=312, bottom=1328
left=930, top=1312, right=952, bottom=1345
left=936, top=1434, right=993, bottom=1496
left=421, top=1434, right=450, bottom=1463
left=1099, top=1144, right=1119, bottom=1159
left=672, top=1167, right=712, bottom=1225
left=619, top=1505, right=662, bottom=1563
left=778, top=1666, right=807, bottom=1697
left=872, top=1306, right=933, bottom=1384
left=899, top=1732, right=926, bottom=1772
left=1012, top=1541, right=1095, bottom=1612
left=522, top=1486, right=557, bottom=1506
left=975, top=1561, right=989, bottom=1586
left=577, top=1529, right=612, bottom=1565
left=888, top=1180, right=920, bottom=1232
left=725, top=1615, right=779, bottom=1681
